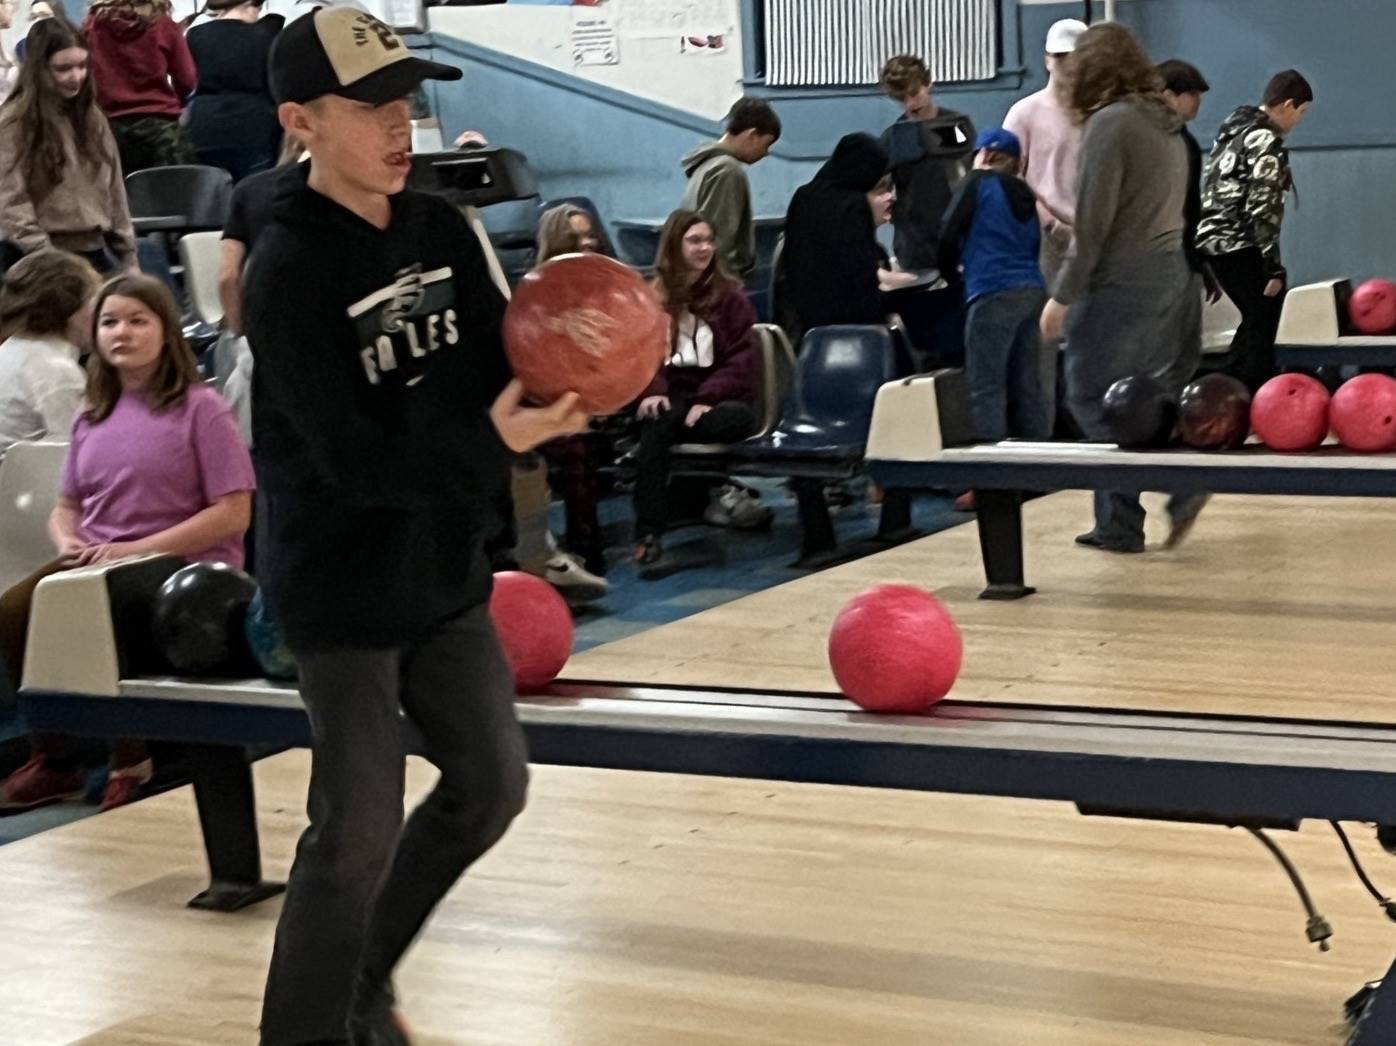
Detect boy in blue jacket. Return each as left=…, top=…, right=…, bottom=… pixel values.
left=939, top=128, right=1051, bottom=444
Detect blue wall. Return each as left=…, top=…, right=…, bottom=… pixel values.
left=428, top=0, right=1396, bottom=284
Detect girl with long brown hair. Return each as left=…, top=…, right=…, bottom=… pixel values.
left=0, top=274, right=254, bottom=814
left=632, top=208, right=767, bottom=569
left=0, top=16, right=136, bottom=275
left=1038, top=21, right=1200, bottom=553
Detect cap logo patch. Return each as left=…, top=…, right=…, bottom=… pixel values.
left=352, top=13, right=401, bottom=54
left=317, top=6, right=410, bottom=87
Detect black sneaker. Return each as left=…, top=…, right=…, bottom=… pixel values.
left=1074, top=531, right=1144, bottom=554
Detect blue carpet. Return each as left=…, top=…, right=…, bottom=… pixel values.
left=0, top=480, right=967, bottom=845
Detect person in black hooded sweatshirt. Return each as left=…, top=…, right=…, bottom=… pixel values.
left=779, top=132, right=890, bottom=346
left=244, top=10, right=587, bottom=1044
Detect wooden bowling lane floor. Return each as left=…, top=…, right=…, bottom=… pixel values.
left=2, top=749, right=1394, bottom=1045
left=569, top=492, right=1396, bottom=724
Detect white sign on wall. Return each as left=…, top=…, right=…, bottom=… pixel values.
left=572, top=14, right=620, bottom=67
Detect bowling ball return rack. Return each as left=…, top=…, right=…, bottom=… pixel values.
left=867, top=441, right=1396, bottom=600
left=1276, top=278, right=1396, bottom=369
left=15, top=557, right=1396, bottom=1042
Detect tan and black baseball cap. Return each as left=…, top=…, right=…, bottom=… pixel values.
left=269, top=6, right=462, bottom=106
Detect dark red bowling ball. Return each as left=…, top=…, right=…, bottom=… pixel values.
left=1250, top=374, right=1330, bottom=451
left=1331, top=373, right=1396, bottom=452
left=1177, top=373, right=1251, bottom=450
left=503, top=253, right=669, bottom=415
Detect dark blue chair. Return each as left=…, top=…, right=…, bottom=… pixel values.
left=730, top=325, right=911, bottom=562
left=742, top=325, right=899, bottom=462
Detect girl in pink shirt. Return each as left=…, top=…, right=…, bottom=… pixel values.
left=0, top=274, right=254, bottom=813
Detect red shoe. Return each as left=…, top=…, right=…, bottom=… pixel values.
left=0, top=756, right=86, bottom=813
left=99, top=759, right=153, bottom=812
left=953, top=491, right=977, bottom=512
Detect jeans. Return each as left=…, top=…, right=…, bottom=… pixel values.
left=633, top=398, right=756, bottom=539
left=1064, top=251, right=1197, bottom=547
left=1207, top=247, right=1284, bottom=393
left=964, top=286, right=1051, bottom=443
left=259, top=604, right=528, bottom=1045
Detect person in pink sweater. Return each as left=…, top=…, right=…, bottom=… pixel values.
left=84, top=0, right=196, bottom=173
left=1003, top=17, right=1086, bottom=425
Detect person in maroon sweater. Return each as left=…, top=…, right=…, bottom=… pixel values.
left=84, top=0, right=196, bottom=173
left=632, top=208, right=770, bottom=569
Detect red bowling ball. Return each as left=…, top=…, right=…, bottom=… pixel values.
left=503, top=253, right=669, bottom=415
left=1348, top=278, right=1396, bottom=335
left=827, top=584, right=962, bottom=713
left=489, top=571, right=575, bottom=692
left=1250, top=373, right=1331, bottom=451
left=1330, top=373, right=1396, bottom=452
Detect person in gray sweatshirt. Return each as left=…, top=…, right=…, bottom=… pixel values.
left=680, top=97, right=780, bottom=280
left=1039, top=22, right=1203, bottom=553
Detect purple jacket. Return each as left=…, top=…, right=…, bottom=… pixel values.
left=645, top=278, right=758, bottom=406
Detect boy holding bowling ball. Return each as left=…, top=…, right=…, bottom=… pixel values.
left=244, top=10, right=585, bottom=1043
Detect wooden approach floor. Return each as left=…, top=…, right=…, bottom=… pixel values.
left=5, top=491, right=1396, bottom=1044
left=3, top=752, right=1396, bottom=1046
left=569, top=491, right=1396, bottom=724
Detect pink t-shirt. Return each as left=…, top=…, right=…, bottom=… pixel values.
left=61, top=383, right=255, bottom=567
left=1003, top=86, right=1082, bottom=228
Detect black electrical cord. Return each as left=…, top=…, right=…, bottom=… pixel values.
left=1331, top=821, right=1396, bottom=920
left=1247, top=828, right=1333, bottom=950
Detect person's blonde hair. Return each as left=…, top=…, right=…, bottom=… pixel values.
left=1062, top=22, right=1163, bottom=121
left=534, top=204, right=592, bottom=267
left=879, top=55, right=931, bottom=101
left=85, top=275, right=202, bottom=423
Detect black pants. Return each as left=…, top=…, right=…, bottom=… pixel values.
left=1207, top=247, right=1285, bottom=393
left=633, top=399, right=756, bottom=539
left=260, top=605, right=528, bottom=1045
left=0, top=242, right=115, bottom=278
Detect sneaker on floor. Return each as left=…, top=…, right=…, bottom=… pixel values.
left=1073, top=530, right=1144, bottom=554
left=1163, top=494, right=1212, bottom=550
left=953, top=491, right=976, bottom=513
left=98, top=759, right=153, bottom=812
left=704, top=484, right=774, bottom=530
left=632, top=535, right=663, bottom=567
left=544, top=551, right=608, bottom=602
left=0, top=756, right=86, bottom=813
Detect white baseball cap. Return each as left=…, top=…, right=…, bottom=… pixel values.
left=1045, top=18, right=1088, bottom=55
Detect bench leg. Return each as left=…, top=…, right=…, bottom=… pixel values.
left=793, top=478, right=838, bottom=565
left=186, top=744, right=285, bottom=912
left=875, top=489, right=916, bottom=543
left=975, top=489, right=1035, bottom=600
left=1347, top=958, right=1396, bottom=1044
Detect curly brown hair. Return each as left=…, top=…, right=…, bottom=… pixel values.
left=1062, top=22, right=1163, bottom=121
left=880, top=55, right=931, bottom=101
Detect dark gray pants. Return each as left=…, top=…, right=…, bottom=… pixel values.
left=965, top=286, right=1051, bottom=443
left=1064, top=251, right=1202, bottom=546
left=260, top=604, right=528, bottom=1045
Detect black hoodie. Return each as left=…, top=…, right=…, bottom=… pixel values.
left=243, top=165, right=512, bottom=651
left=780, top=133, right=889, bottom=341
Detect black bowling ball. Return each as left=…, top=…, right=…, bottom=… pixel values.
left=151, top=562, right=258, bottom=675
left=1101, top=375, right=1178, bottom=449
